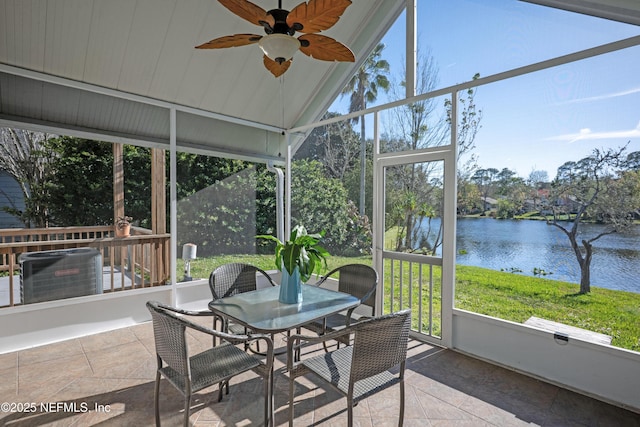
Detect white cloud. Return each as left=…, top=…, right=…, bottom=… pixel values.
left=556, top=87, right=640, bottom=105
left=547, top=121, right=640, bottom=143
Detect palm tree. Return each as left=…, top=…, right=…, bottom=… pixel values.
left=340, top=43, right=390, bottom=216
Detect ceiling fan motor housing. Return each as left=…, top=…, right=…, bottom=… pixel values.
left=265, top=9, right=301, bottom=36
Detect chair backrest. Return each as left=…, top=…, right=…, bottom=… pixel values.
left=146, top=301, right=190, bottom=377
left=208, top=263, right=275, bottom=300
left=324, top=264, right=378, bottom=315
left=349, top=309, right=411, bottom=385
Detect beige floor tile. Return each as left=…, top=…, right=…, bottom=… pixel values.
left=84, top=340, right=153, bottom=378
left=0, top=366, right=17, bottom=396
left=0, top=351, right=17, bottom=371
left=79, top=327, right=139, bottom=353
left=18, top=338, right=84, bottom=366
left=17, top=354, right=93, bottom=400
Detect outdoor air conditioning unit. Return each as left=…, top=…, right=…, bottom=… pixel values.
left=19, top=248, right=103, bottom=304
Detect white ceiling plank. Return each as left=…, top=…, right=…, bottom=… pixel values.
left=147, top=0, right=212, bottom=102
left=83, top=0, right=136, bottom=87
left=3, top=0, right=47, bottom=71
left=44, top=0, right=93, bottom=81
left=0, top=1, right=17, bottom=66
left=117, top=0, right=176, bottom=95
left=172, top=0, right=221, bottom=108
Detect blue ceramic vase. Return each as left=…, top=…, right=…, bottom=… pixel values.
left=279, top=265, right=303, bottom=304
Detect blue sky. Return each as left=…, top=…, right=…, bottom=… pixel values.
left=330, top=0, right=640, bottom=179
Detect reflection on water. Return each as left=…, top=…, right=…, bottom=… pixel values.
left=452, top=218, right=640, bottom=293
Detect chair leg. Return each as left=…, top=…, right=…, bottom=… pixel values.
left=217, top=380, right=230, bottom=402
left=287, top=328, right=302, bottom=362
left=271, top=368, right=275, bottom=427
left=347, top=397, right=353, bottom=427
left=264, top=371, right=273, bottom=427
left=154, top=372, right=161, bottom=427
left=289, top=376, right=295, bottom=427
left=217, top=381, right=224, bottom=402
left=320, top=320, right=331, bottom=353
left=292, top=328, right=301, bottom=362
left=399, top=379, right=405, bottom=427
left=183, top=394, right=191, bottom=427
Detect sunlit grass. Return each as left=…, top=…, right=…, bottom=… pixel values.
left=455, top=265, right=640, bottom=351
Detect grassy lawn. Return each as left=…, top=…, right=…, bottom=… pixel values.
left=184, top=254, right=640, bottom=352
left=455, top=265, right=640, bottom=351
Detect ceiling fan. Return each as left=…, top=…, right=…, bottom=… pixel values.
left=196, top=0, right=355, bottom=77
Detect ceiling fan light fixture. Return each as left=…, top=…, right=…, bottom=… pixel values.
left=259, top=34, right=300, bottom=63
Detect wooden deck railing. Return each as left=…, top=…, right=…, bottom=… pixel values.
left=0, top=226, right=171, bottom=307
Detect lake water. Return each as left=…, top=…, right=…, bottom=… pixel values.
left=452, top=218, right=640, bottom=293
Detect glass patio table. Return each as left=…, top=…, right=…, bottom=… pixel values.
left=207, top=283, right=360, bottom=334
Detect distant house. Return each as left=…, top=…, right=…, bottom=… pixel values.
left=553, top=194, right=582, bottom=214
left=523, top=188, right=551, bottom=212
left=482, top=196, right=498, bottom=211
left=0, top=170, right=25, bottom=228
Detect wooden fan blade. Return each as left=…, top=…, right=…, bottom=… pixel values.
left=287, top=0, right=352, bottom=33
left=218, top=0, right=274, bottom=28
left=263, top=55, right=292, bottom=77
left=298, top=34, right=354, bottom=62
left=195, top=34, right=262, bottom=49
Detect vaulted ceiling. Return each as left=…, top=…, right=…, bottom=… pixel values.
left=0, top=0, right=405, bottom=162
left=0, top=0, right=638, bottom=163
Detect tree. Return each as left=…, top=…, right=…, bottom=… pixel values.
left=547, top=145, right=640, bottom=294
left=0, top=128, right=57, bottom=227
left=527, top=169, right=550, bottom=211
left=447, top=73, right=483, bottom=181
left=457, top=179, right=482, bottom=215
left=623, top=150, right=640, bottom=170
left=494, top=168, right=527, bottom=217
left=46, top=137, right=115, bottom=226
left=340, top=43, right=390, bottom=216
left=449, top=74, right=483, bottom=217
left=471, top=168, right=499, bottom=212
left=295, top=112, right=360, bottom=180
left=496, top=199, right=518, bottom=219
left=385, top=51, right=482, bottom=252
left=174, top=153, right=264, bottom=256
left=289, top=159, right=352, bottom=253
left=528, top=169, right=549, bottom=187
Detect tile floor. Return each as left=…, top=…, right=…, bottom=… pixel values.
left=1, top=321, right=639, bottom=427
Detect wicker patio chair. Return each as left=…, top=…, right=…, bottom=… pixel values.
left=209, top=263, right=277, bottom=348
left=287, top=309, right=411, bottom=427
left=303, top=264, right=378, bottom=349
left=146, top=301, right=274, bottom=427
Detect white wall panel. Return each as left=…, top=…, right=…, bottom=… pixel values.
left=453, top=310, right=640, bottom=412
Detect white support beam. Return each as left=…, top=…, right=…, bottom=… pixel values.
left=406, top=0, right=417, bottom=98
left=0, top=64, right=283, bottom=134
left=372, top=111, right=384, bottom=315
left=170, top=108, right=177, bottom=305
left=285, top=132, right=292, bottom=240
left=522, top=0, right=640, bottom=26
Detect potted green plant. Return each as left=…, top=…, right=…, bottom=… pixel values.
left=115, top=216, right=132, bottom=238
left=257, top=225, right=330, bottom=303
